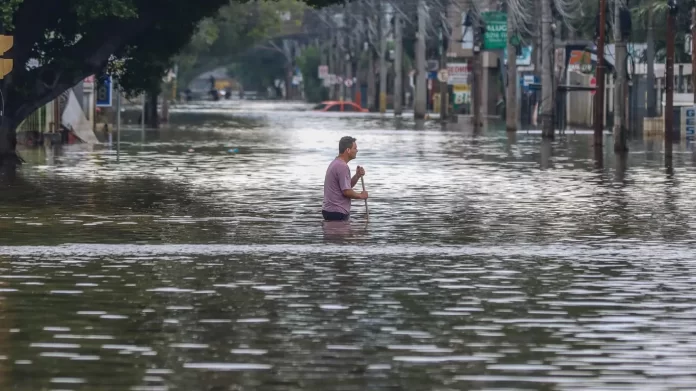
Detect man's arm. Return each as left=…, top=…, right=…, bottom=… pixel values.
left=351, top=173, right=360, bottom=188
left=350, top=165, right=365, bottom=188
left=343, top=189, right=367, bottom=199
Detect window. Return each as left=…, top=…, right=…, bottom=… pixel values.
left=327, top=104, right=341, bottom=112
left=342, top=103, right=357, bottom=112
left=313, top=103, right=327, bottom=110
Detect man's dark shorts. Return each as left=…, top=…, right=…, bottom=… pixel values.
left=322, top=210, right=349, bottom=221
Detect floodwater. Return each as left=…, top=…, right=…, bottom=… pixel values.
left=1, top=100, right=696, bottom=390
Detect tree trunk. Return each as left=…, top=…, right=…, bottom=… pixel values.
left=285, top=65, right=293, bottom=101
left=614, top=3, right=628, bottom=152
left=145, top=92, right=159, bottom=129
left=367, top=49, right=376, bottom=112
left=540, top=0, right=555, bottom=138
left=506, top=19, right=518, bottom=132
left=394, top=13, right=403, bottom=116
left=0, top=117, right=23, bottom=175
left=646, top=9, right=656, bottom=117
left=378, top=0, right=388, bottom=114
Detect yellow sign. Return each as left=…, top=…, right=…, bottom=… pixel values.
left=0, top=35, right=12, bottom=56
left=0, top=59, right=12, bottom=79
left=453, top=84, right=470, bottom=92
left=0, top=35, right=13, bottom=80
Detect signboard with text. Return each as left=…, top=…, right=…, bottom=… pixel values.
left=482, top=11, right=507, bottom=50
left=447, top=63, right=469, bottom=85
left=318, top=65, right=328, bottom=79
left=95, top=75, right=112, bottom=107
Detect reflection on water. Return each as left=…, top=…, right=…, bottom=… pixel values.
left=2, top=100, right=696, bottom=389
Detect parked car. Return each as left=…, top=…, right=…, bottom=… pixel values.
left=312, top=101, right=368, bottom=113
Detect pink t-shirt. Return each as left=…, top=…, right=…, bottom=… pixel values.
left=323, top=158, right=352, bottom=214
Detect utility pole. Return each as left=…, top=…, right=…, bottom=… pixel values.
left=614, top=1, right=627, bottom=152
left=540, top=0, right=554, bottom=139
left=439, top=15, right=449, bottom=122
left=692, top=6, right=696, bottom=103
left=337, top=31, right=345, bottom=101
left=646, top=9, right=656, bottom=117
left=665, top=0, right=677, bottom=159
left=414, top=0, right=427, bottom=119
left=329, top=31, right=337, bottom=100
left=378, top=0, right=388, bottom=113
left=394, top=12, right=403, bottom=116
left=472, top=12, right=482, bottom=130
left=594, top=0, right=607, bottom=146
left=505, top=10, right=517, bottom=132
left=346, top=51, right=353, bottom=102
left=365, top=11, right=376, bottom=111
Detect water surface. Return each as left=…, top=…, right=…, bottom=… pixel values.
left=1, top=100, right=695, bottom=390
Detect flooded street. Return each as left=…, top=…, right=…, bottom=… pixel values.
left=2, top=100, right=696, bottom=390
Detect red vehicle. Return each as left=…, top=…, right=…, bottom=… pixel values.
left=313, top=101, right=368, bottom=112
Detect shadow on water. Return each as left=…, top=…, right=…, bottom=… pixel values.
left=2, top=100, right=696, bottom=389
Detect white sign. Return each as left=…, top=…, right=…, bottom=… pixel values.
left=447, top=63, right=469, bottom=85
left=318, top=65, right=329, bottom=79
left=344, top=79, right=353, bottom=87
left=437, top=69, right=449, bottom=82
left=523, top=75, right=534, bottom=86
left=686, top=34, right=693, bottom=55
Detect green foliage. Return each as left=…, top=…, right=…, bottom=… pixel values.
left=231, top=48, right=287, bottom=93
left=1, top=0, right=343, bottom=127
left=296, top=46, right=328, bottom=102
left=0, top=0, right=23, bottom=30
left=176, top=0, right=309, bottom=88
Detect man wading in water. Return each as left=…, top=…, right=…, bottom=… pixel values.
left=322, top=136, right=368, bottom=221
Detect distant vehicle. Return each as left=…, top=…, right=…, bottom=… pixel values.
left=312, top=101, right=368, bottom=113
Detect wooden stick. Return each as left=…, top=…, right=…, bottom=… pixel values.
left=360, top=176, right=369, bottom=219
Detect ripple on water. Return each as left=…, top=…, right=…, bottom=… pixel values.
left=3, top=101, right=696, bottom=390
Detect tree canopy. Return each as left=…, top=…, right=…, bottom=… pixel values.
left=0, top=0, right=340, bottom=148
left=176, top=0, right=308, bottom=89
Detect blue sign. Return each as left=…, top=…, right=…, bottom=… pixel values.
left=504, top=46, right=533, bottom=66
left=687, top=109, right=696, bottom=117
left=96, top=75, right=113, bottom=107
left=687, top=118, right=695, bottom=126
left=687, top=126, right=695, bottom=135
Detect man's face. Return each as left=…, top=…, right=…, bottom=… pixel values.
left=348, top=142, right=358, bottom=160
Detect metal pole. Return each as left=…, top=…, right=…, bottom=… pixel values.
left=414, top=0, right=427, bottom=119
left=116, top=83, right=121, bottom=162
left=594, top=0, right=606, bottom=146
left=665, top=6, right=676, bottom=160
left=141, top=93, right=146, bottom=144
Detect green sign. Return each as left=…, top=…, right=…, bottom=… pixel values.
left=482, top=11, right=507, bottom=51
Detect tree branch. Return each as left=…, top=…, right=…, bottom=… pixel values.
left=9, top=15, right=153, bottom=121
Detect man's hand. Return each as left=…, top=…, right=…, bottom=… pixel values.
left=356, top=166, right=366, bottom=177
left=360, top=191, right=369, bottom=200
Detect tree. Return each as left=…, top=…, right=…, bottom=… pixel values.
left=296, top=45, right=329, bottom=102
left=0, top=0, right=338, bottom=171
left=176, top=0, right=309, bottom=89
left=232, top=48, right=288, bottom=96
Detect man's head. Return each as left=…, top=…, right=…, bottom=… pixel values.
left=338, top=136, right=358, bottom=161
